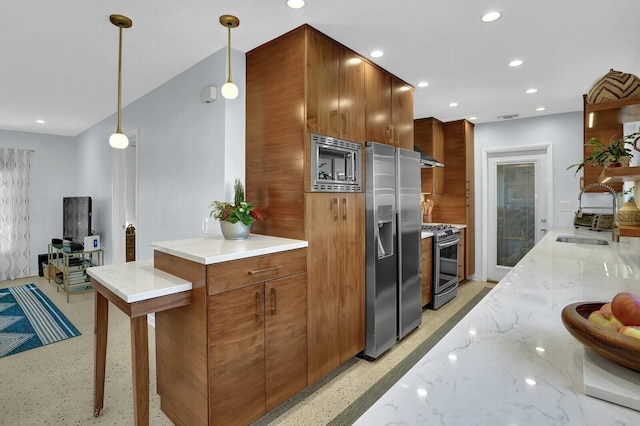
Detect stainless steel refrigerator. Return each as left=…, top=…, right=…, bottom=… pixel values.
left=363, top=142, right=422, bottom=359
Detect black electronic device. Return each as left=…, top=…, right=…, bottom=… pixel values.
left=63, top=197, right=92, bottom=244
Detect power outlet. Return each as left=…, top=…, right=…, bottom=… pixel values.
left=560, top=201, right=572, bottom=212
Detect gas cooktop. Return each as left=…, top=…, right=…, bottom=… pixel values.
left=421, top=224, right=460, bottom=240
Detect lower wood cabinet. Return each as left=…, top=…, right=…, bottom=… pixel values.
left=421, top=237, right=433, bottom=306
left=209, top=273, right=307, bottom=424
left=154, top=248, right=307, bottom=426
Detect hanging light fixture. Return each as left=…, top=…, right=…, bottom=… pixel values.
left=219, top=15, right=240, bottom=100
left=109, top=14, right=133, bottom=149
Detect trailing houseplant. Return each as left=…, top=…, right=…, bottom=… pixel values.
left=209, top=179, right=263, bottom=226
left=567, top=132, right=640, bottom=175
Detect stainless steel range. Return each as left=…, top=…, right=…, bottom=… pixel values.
left=422, top=224, right=460, bottom=309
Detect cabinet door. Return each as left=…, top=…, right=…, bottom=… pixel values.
left=337, top=193, right=365, bottom=363
left=338, top=47, right=366, bottom=142
left=265, top=273, right=307, bottom=411
left=392, top=77, right=414, bottom=150
left=209, top=284, right=266, bottom=425
left=421, top=237, right=433, bottom=306
left=364, top=62, right=392, bottom=145
left=414, top=117, right=444, bottom=194
left=305, top=193, right=340, bottom=383
left=306, top=29, right=339, bottom=137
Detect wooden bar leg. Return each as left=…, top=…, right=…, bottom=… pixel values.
left=94, top=291, right=109, bottom=417
left=131, top=315, right=150, bottom=426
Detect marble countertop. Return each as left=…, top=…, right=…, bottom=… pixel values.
left=87, top=260, right=192, bottom=303
left=356, top=227, right=640, bottom=425
left=151, top=233, right=308, bottom=265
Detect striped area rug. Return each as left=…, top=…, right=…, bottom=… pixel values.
left=0, top=283, right=80, bottom=358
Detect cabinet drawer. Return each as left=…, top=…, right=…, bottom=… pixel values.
left=207, top=248, right=307, bottom=296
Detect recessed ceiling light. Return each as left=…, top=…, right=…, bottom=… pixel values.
left=509, top=59, right=523, bottom=67
left=35, top=119, right=45, bottom=124
left=536, top=107, right=546, bottom=111
left=449, top=102, right=458, bottom=107
left=370, top=50, right=384, bottom=58
left=468, top=116, right=477, bottom=120
left=481, top=11, right=501, bottom=22
left=525, top=378, right=537, bottom=386
left=526, top=88, right=538, bottom=94
left=417, top=81, right=429, bottom=88
left=286, top=0, right=305, bottom=9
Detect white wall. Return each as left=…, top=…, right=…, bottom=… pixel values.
left=0, top=130, right=78, bottom=274
left=75, top=48, right=246, bottom=263
left=474, top=112, right=583, bottom=279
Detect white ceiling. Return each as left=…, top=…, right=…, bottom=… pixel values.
left=3, top=1, right=640, bottom=137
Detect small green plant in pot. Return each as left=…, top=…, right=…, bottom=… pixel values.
left=567, top=132, right=640, bottom=175
left=209, top=179, right=263, bottom=226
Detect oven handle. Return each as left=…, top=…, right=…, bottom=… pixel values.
left=437, top=238, right=459, bottom=250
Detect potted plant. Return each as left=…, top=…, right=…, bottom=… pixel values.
left=567, top=132, right=640, bottom=175
left=209, top=179, right=262, bottom=239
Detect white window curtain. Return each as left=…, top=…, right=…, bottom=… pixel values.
left=0, top=148, right=32, bottom=280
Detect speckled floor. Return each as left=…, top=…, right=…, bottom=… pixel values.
left=0, top=276, right=489, bottom=425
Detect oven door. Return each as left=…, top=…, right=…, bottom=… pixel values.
left=434, top=237, right=459, bottom=294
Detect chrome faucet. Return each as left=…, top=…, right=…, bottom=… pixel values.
left=578, top=182, right=619, bottom=242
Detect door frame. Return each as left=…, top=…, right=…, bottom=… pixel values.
left=481, top=144, right=553, bottom=282
left=111, top=129, right=138, bottom=264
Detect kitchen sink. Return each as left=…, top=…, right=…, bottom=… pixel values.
left=555, top=235, right=609, bottom=245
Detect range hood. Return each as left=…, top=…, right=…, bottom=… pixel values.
left=413, top=146, right=444, bottom=168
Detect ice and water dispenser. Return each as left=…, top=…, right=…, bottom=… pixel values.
left=376, top=204, right=394, bottom=259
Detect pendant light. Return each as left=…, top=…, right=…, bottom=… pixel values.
left=219, top=15, right=240, bottom=100
left=109, top=14, right=133, bottom=149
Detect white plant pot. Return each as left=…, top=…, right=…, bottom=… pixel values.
left=220, top=220, right=251, bottom=240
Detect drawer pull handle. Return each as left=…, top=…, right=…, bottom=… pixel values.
left=248, top=265, right=281, bottom=275
left=271, top=287, right=277, bottom=314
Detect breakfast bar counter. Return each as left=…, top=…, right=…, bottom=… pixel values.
left=356, top=227, right=640, bottom=425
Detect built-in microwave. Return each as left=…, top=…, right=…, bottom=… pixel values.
left=310, top=133, right=362, bottom=192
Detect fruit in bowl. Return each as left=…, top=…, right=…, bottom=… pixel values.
left=611, top=292, right=640, bottom=327
left=561, top=292, right=640, bottom=372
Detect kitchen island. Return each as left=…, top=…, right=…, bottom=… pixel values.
left=150, top=234, right=309, bottom=425
left=356, top=227, right=640, bottom=425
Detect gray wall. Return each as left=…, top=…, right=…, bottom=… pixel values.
left=0, top=130, right=78, bottom=274
left=75, top=48, right=245, bottom=263
left=474, top=111, right=583, bottom=279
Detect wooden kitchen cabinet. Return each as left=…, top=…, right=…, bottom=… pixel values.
left=247, top=24, right=403, bottom=386
left=305, top=192, right=365, bottom=382
left=306, top=30, right=365, bottom=142
left=418, top=119, right=475, bottom=279
left=414, top=117, right=445, bottom=194
left=209, top=273, right=307, bottom=424
left=421, top=237, right=433, bottom=306
left=364, top=62, right=415, bottom=148
left=153, top=248, right=307, bottom=426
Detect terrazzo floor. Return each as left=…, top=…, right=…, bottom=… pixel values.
left=0, top=276, right=489, bottom=425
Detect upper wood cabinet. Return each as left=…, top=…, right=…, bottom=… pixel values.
left=414, top=117, right=445, bottom=194
left=582, top=94, right=639, bottom=193
left=392, top=78, right=415, bottom=150
left=364, top=62, right=415, bottom=149
left=364, top=62, right=392, bottom=145
left=306, top=31, right=365, bottom=142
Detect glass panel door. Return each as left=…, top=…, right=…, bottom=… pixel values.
left=496, top=163, right=536, bottom=267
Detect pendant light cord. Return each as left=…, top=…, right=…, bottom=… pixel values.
left=227, top=25, right=233, bottom=84
left=116, top=25, right=123, bottom=133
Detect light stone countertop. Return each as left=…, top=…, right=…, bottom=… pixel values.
left=151, top=233, right=308, bottom=265
left=87, top=259, right=192, bottom=303
left=356, top=227, right=640, bottom=425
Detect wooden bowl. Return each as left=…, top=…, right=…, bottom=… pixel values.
left=561, top=302, right=640, bottom=372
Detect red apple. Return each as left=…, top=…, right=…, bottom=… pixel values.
left=619, top=326, right=640, bottom=340
left=611, top=292, right=640, bottom=326
left=588, top=310, right=622, bottom=330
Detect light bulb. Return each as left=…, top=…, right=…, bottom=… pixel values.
left=221, top=81, right=239, bottom=99
left=109, top=132, right=129, bottom=149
